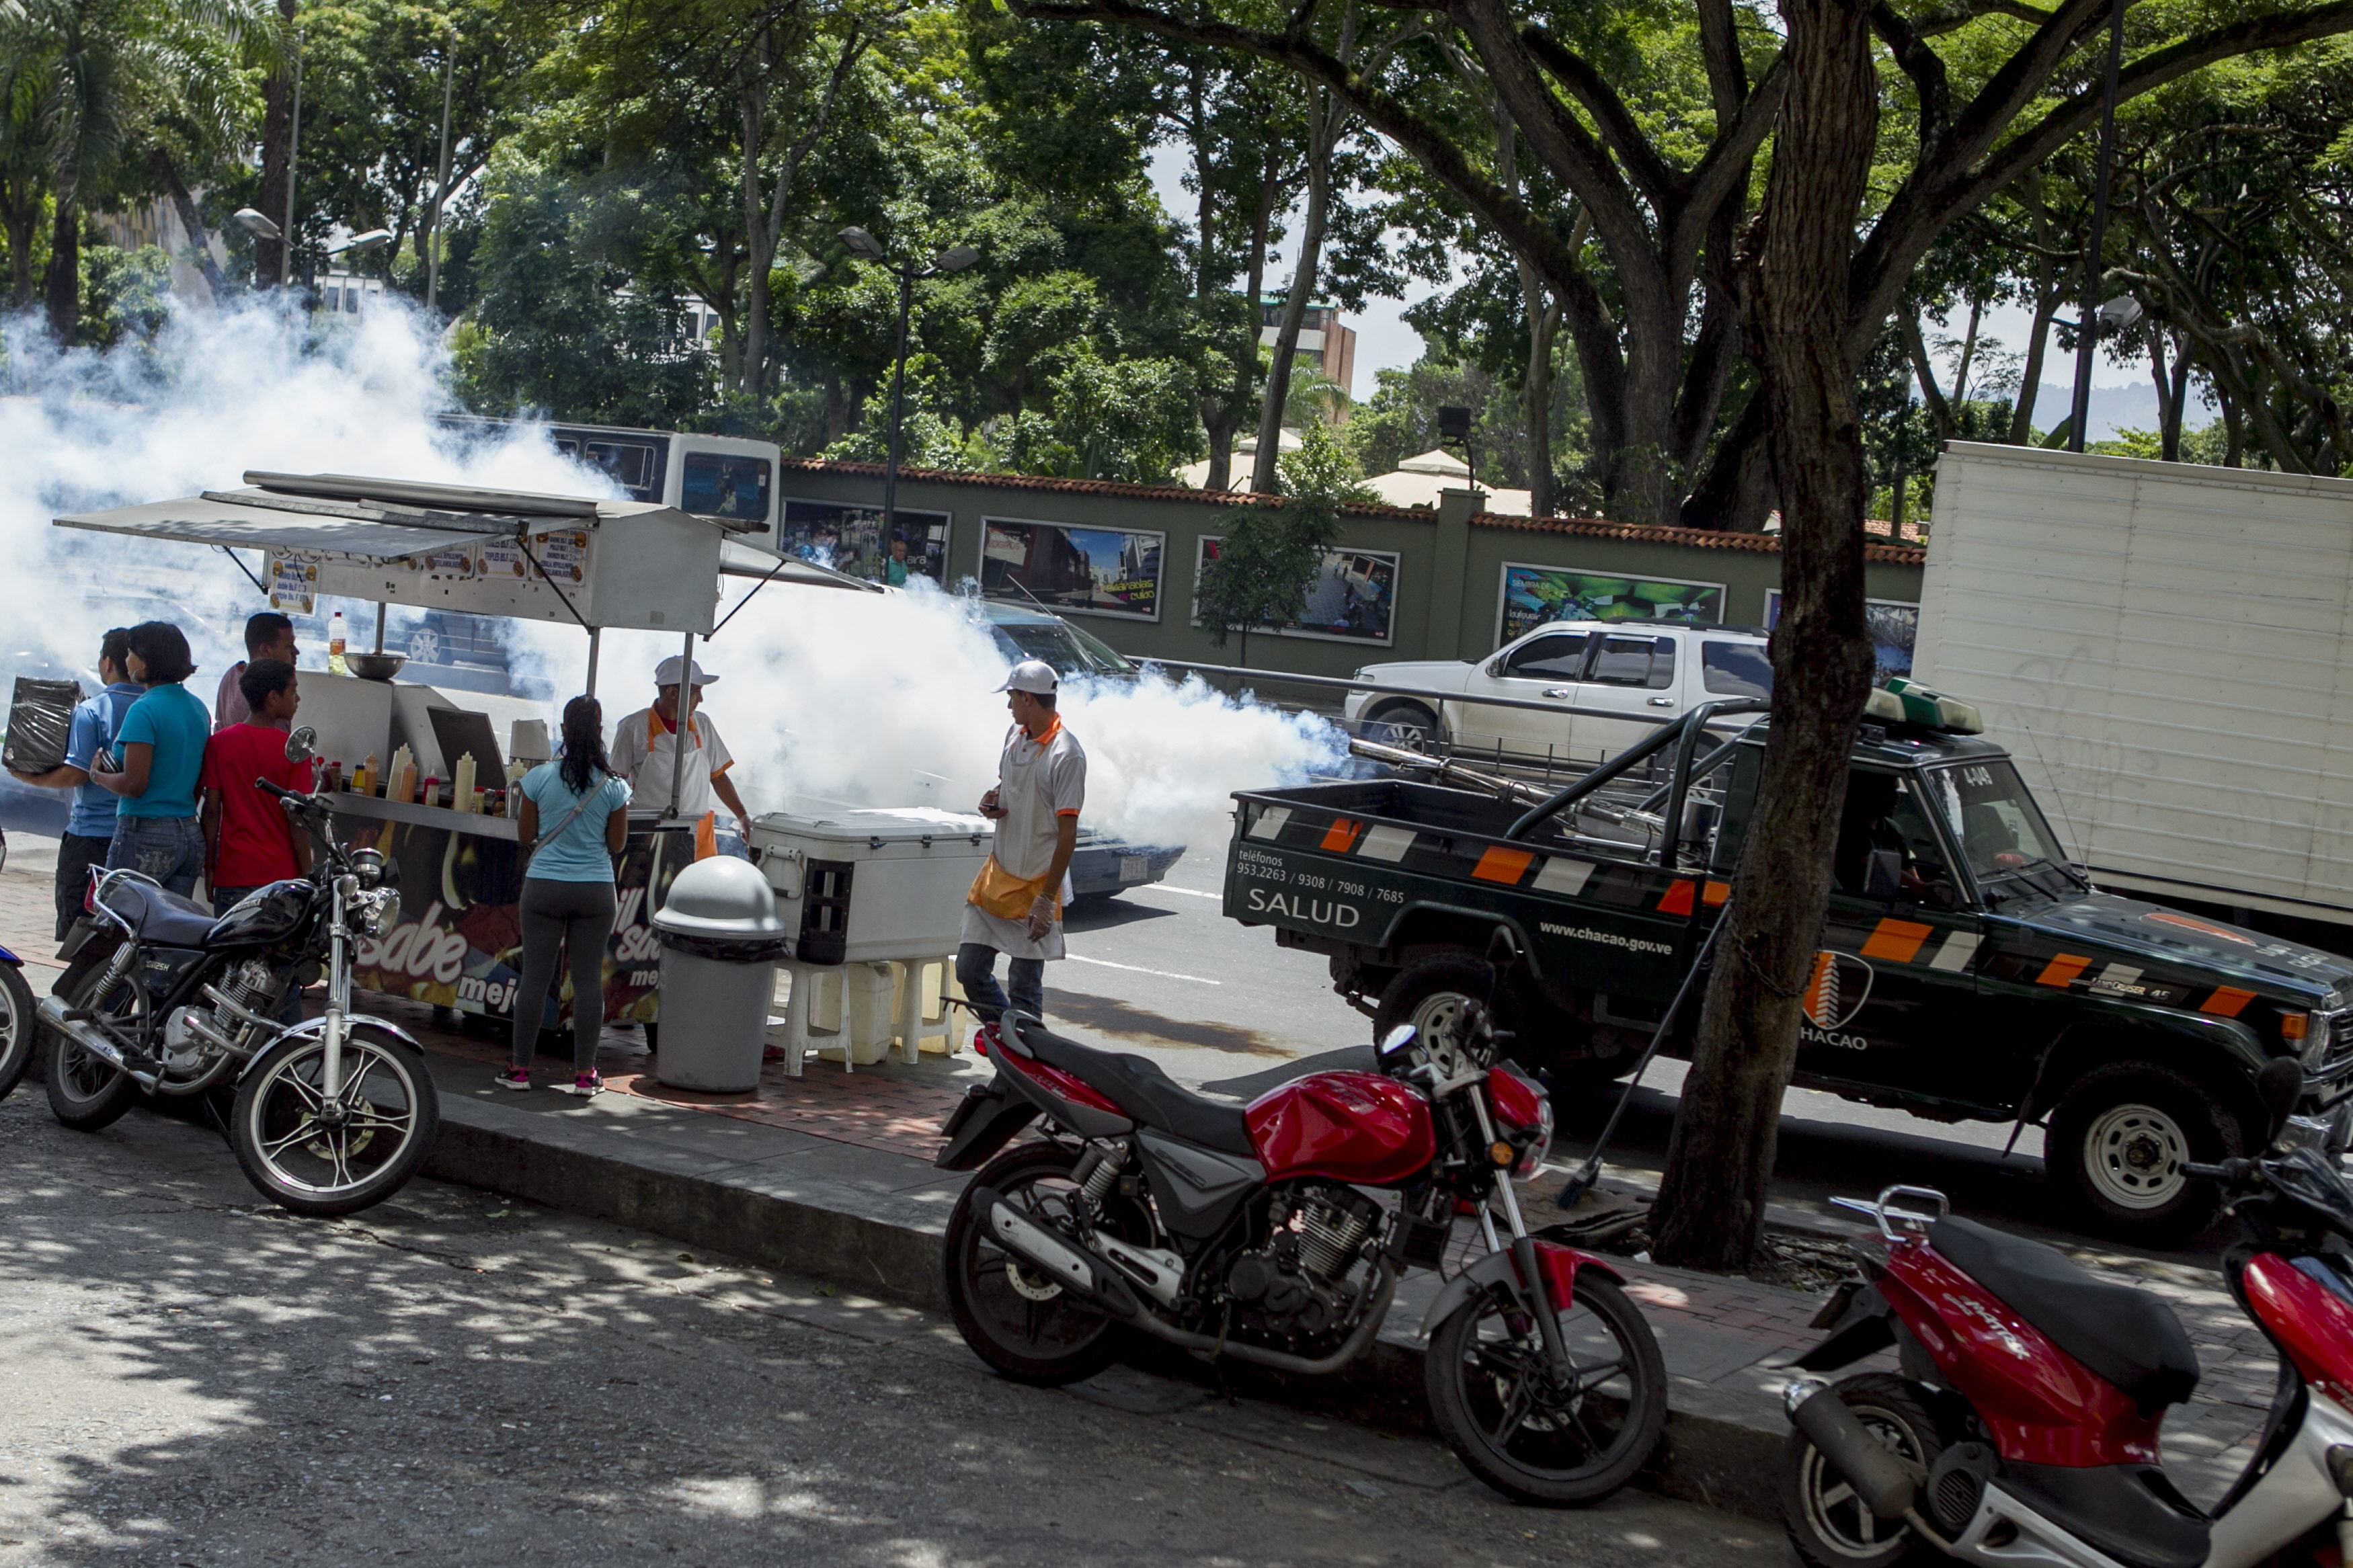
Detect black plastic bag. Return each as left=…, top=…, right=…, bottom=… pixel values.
left=3, top=677, right=84, bottom=776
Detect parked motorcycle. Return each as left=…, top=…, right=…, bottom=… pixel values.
left=934, top=931, right=1667, bottom=1505
left=0, top=944, right=34, bottom=1105
left=38, top=726, right=440, bottom=1216
left=1780, top=1055, right=2353, bottom=1568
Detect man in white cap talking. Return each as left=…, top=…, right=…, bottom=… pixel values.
left=958, top=659, right=1084, bottom=1027
left=610, top=655, right=753, bottom=852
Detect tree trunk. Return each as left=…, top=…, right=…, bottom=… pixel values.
left=0, top=175, right=38, bottom=309
left=1252, top=104, right=1335, bottom=495
left=254, top=0, right=299, bottom=288
left=1211, top=156, right=1281, bottom=493
left=1651, top=0, right=1880, bottom=1274
left=42, top=198, right=79, bottom=343
left=2009, top=287, right=2060, bottom=444
left=2160, top=331, right=2190, bottom=460
left=1903, top=313, right=1956, bottom=438
left=1523, top=281, right=1560, bottom=518
left=739, top=70, right=772, bottom=403
left=150, top=149, right=230, bottom=301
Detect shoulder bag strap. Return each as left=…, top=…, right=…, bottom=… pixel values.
left=524, top=777, right=606, bottom=871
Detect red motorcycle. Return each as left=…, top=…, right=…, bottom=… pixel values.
left=934, top=934, right=1667, bottom=1504
left=1782, top=1057, right=2353, bottom=1568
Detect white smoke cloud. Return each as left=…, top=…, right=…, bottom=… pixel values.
left=4, top=296, right=1351, bottom=851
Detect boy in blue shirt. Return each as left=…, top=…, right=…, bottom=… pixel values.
left=5, top=628, right=138, bottom=936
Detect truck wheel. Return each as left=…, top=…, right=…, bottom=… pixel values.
left=1362, top=700, right=1441, bottom=749
left=1375, top=956, right=1522, bottom=1068
left=2046, top=1061, right=2239, bottom=1243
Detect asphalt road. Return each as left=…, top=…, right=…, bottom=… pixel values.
left=0, top=1090, right=1786, bottom=1567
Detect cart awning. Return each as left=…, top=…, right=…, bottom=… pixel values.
left=719, top=540, right=887, bottom=593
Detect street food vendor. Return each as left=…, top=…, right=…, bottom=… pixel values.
left=610, top=655, right=752, bottom=850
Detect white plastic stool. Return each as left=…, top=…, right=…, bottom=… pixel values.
left=775, top=956, right=966, bottom=1074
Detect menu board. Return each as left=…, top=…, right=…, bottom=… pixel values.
left=267, top=551, right=319, bottom=614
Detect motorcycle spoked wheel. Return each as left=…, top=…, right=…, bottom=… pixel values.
left=44, top=946, right=141, bottom=1132
left=0, top=962, right=36, bottom=1104
left=1426, top=1269, right=1669, bottom=1505
left=945, top=1140, right=1138, bottom=1387
left=230, top=1028, right=441, bottom=1217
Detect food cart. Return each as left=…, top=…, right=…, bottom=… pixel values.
left=54, top=470, right=877, bottom=1042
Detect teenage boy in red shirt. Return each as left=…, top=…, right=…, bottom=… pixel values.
left=201, top=659, right=316, bottom=912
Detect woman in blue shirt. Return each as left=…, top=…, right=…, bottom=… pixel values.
left=502, top=696, right=631, bottom=1096
left=91, top=622, right=210, bottom=897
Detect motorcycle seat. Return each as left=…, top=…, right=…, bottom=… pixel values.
left=1930, top=1216, right=2200, bottom=1411
left=100, top=877, right=221, bottom=949
left=1008, top=1016, right=1258, bottom=1158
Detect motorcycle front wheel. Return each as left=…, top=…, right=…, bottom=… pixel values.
left=231, top=1027, right=440, bottom=1217
left=1427, top=1268, right=1667, bottom=1505
left=944, top=1140, right=1132, bottom=1387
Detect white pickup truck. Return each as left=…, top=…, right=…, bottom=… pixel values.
left=1343, top=618, right=1774, bottom=768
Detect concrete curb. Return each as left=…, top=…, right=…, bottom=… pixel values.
left=424, top=1096, right=1789, bottom=1522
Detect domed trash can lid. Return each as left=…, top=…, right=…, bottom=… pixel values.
left=653, top=855, right=791, bottom=952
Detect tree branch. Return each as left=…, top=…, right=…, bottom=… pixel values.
left=1870, top=2, right=1950, bottom=150
left=1517, top=22, right=1679, bottom=207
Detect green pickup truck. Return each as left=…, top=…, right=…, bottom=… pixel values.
left=1224, top=693, right=2353, bottom=1241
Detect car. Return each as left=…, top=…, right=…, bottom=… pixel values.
left=969, top=599, right=1186, bottom=903
left=1343, top=618, right=1774, bottom=769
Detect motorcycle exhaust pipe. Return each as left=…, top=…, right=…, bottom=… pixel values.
left=34, top=995, right=157, bottom=1089
left=1791, top=1387, right=1919, bottom=1523
left=976, top=1187, right=1142, bottom=1319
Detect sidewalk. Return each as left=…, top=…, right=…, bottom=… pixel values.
left=0, top=861, right=2281, bottom=1519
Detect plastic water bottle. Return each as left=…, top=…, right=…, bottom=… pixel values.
left=328, top=610, right=348, bottom=676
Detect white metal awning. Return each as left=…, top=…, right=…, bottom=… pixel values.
left=718, top=539, right=886, bottom=593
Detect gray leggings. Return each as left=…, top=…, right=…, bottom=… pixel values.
left=511, top=877, right=617, bottom=1073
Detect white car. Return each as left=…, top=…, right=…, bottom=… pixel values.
left=1343, top=620, right=1774, bottom=768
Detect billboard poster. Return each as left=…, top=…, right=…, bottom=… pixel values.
left=982, top=518, right=1162, bottom=620
left=342, top=815, right=694, bottom=1031
left=1764, top=590, right=1919, bottom=681
left=781, top=499, right=949, bottom=584
left=1193, top=539, right=1398, bottom=645
left=1496, top=563, right=1724, bottom=645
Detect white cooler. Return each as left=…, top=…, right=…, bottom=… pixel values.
left=748, top=807, right=994, bottom=964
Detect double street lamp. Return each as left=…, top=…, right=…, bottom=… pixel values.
left=838, top=226, right=978, bottom=574
left=232, top=210, right=391, bottom=294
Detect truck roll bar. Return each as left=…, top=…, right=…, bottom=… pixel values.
left=1503, top=698, right=1769, bottom=844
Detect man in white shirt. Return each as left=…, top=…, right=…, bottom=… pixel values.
left=610, top=656, right=753, bottom=849
left=957, top=659, right=1085, bottom=1026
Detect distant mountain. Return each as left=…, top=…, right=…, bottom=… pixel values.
left=2009, top=380, right=2218, bottom=444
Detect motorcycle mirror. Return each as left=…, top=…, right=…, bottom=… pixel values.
left=1378, top=1024, right=1418, bottom=1058
left=2258, top=1055, right=2304, bottom=1143
left=285, top=726, right=319, bottom=765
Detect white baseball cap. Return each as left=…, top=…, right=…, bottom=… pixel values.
left=655, top=655, right=717, bottom=688
left=996, top=659, right=1059, bottom=695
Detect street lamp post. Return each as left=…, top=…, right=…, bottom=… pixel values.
left=838, top=226, right=978, bottom=573
left=426, top=25, right=456, bottom=313
left=282, top=26, right=305, bottom=285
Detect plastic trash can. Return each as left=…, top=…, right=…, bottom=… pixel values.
left=651, top=856, right=792, bottom=1091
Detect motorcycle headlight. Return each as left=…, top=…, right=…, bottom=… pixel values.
left=1513, top=1094, right=1556, bottom=1179
left=358, top=889, right=401, bottom=936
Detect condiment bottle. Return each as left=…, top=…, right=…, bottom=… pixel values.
left=452, top=753, right=477, bottom=813
left=359, top=753, right=378, bottom=795
left=328, top=611, right=348, bottom=676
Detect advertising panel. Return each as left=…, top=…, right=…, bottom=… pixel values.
left=982, top=517, right=1162, bottom=620
left=780, top=499, right=951, bottom=584
left=1763, top=590, right=1919, bottom=681
left=1193, top=539, right=1398, bottom=644
left=1495, top=563, right=1725, bottom=645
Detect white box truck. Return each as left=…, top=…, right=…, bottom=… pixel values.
left=1915, top=441, right=2353, bottom=948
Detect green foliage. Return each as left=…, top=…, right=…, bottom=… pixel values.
left=77, top=239, right=171, bottom=347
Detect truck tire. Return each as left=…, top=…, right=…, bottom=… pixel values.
left=1375, top=956, right=1522, bottom=1065
left=1361, top=700, right=1442, bottom=749
left=2046, top=1061, right=2241, bottom=1244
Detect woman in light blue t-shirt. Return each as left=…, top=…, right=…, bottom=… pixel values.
left=501, top=696, right=631, bottom=1096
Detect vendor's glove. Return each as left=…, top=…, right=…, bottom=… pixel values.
left=1026, top=893, right=1055, bottom=942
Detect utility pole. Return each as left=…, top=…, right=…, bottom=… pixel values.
left=281, top=28, right=305, bottom=286
left=426, top=26, right=455, bottom=312
left=2066, top=0, right=2126, bottom=453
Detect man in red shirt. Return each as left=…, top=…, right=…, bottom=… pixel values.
left=201, top=659, right=316, bottom=912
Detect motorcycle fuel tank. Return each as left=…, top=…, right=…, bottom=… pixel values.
left=1246, top=1070, right=1434, bottom=1186
left=208, top=880, right=314, bottom=948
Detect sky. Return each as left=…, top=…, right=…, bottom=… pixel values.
left=1149, top=147, right=2204, bottom=443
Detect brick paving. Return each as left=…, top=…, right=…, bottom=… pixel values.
left=0, top=858, right=2283, bottom=1499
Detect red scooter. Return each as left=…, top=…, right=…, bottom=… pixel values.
left=934, top=932, right=1667, bottom=1505
left=1783, top=1057, right=2353, bottom=1568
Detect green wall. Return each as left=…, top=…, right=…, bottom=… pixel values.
left=774, top=461, right=1925, bottom=677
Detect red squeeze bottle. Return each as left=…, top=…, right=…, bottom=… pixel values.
left=421, top=774, right=438, bottom=807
